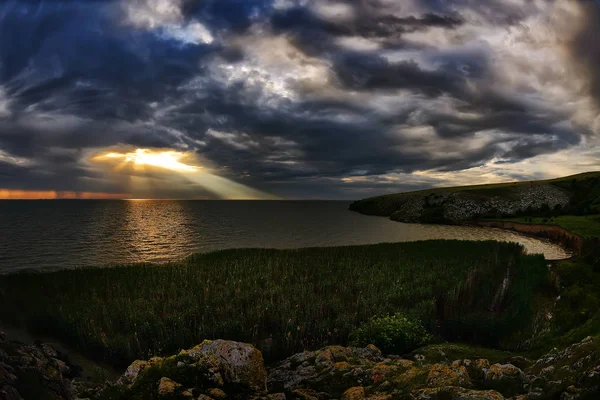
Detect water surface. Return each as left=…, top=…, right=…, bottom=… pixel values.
left=0, top=200, right=569, bottom=272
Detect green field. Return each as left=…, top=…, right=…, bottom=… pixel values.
left=0, top=241, right=549, bottom=366
left=493, top=215, right=600, bottom=238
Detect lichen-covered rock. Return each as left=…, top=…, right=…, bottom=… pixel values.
left=181, top=388, right=194, bottom=398
left=290, top=388, right=327, bottom=399
left=188, top=340, right=267, bottom=393
left=483, top=364, right=527, bottom=397
left=410, top=386, right=504, bottom=400
left=6, top=333, right=600, bottom=400
left=268, top=345, right=384, bottom=396
left=267, top=393, right=287, bottom=400
left=341, top=386, right=366, bottom=400
left=453, top=359, right=490, bottom=381
left=207, top=387, right=227, bottom=399
left=426, top=363, right=472, bottom=387
left=119, top=360, right=150, bottom=386
left=524, top=336, right=600, bottom=399
left=157, top=377, right=182, bottom=397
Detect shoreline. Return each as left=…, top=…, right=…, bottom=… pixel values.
left=465, top=220, right=588, bottom=259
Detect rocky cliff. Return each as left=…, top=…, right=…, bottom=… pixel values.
left=4, top=332, right=598, bottom=400
left=350, top=184, right=571, bottom=224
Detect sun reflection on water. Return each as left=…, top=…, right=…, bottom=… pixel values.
left=120, top=201, right=197, bottom=262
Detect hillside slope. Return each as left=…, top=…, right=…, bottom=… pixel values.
left=349, top=172, right=600, bottom=224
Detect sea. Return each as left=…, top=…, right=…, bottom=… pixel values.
left=0, top=200, right=569, bottom=272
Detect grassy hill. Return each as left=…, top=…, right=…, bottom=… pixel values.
left=350, top=171, right=600, bottom=224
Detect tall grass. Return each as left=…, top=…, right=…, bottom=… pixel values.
left=0, top=241, right=548, bottom=366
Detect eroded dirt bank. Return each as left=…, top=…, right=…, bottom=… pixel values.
left=467, top=220, right=587, bottom=257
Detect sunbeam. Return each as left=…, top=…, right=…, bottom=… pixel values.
left=90, top=147, right=276, bottom=199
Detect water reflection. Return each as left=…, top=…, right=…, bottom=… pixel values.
left=0, top=200, right=569, bottom=272
left=121, top=201, right=197, bottom=263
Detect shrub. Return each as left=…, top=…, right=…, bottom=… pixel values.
left=350, top=313, right=432, bottom=355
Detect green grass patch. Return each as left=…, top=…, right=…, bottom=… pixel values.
left=536, top=258, right=600, bottom=350
left=0, top=241, right=548, bottom=367
left=494, top=215, right=600, bottom=238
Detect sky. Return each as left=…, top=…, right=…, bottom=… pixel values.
left=0, top=0, right=600, bottom=199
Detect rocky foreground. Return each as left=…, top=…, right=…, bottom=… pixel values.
left=2, top=332, right=600, bottom=400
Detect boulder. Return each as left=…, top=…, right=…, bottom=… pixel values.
left=188, top=340, right=267, bottom=393
left=207, top=387, right=227, bottom=399
left=341, top=386, right=366, bottom=400
left=410, top=386, right=504, bottom=400
left=453, top=359, right=490, bottom=381
left=268, top=345, right=385, bottom=396
left=119, top=360, right=150, bottom=386
left=0, top=333, right=74, bottom=400
left=0, top=385, right=23, bottom=400
left=483, top=364, right=527, bottom=397
left=158, top=377, right=182, bottom=397
left=426, top=364, right=472, bottom=387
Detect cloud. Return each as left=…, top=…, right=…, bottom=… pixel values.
left=121, top=0, right=213, bottom=44
left=0, top=0, right=598, bottom=199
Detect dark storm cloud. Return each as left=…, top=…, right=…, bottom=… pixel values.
left=270, top=4, right=464, bottom=56
left=0, top=0, right=594, bottom=198
left=271, top=6, right=463, bottom=39
left=569, top=0, right=600, bottom=109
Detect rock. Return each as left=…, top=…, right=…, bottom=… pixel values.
left=268, top=345, right=385, bottom=396
left=0, top=364, right=17, bottom=386
left=6, top=333, right=600, bottom=400
left=426, top=364, right=472, bottom=387
left=207, top=387, right=227, bottom=399
left=453, top=359, right=490, bottom=381
left=341, top=386, right=366, bottom=400
left=0, top=386, right=23, bottom=400
left=189, top=340, right=267, bottom=393
left=484, top=364, right=527, bottom=397
left=55, top=359, right=72, bottom=377
left=410, top=386, right=504, bottom=400
left=504, top=356, right=533, bottom=371
left=354, top=183, right=571, bottom=223
left=40, top=343, right=59, bottom=359
left=120, top=360, right=150, bottom=385
left=181, top=388, right=194, bottom=398
left=0, top=332, right=74, bottom=400
left=291, top=388, right=326, bottom=400
left=157, top=377, right=182, bottom=397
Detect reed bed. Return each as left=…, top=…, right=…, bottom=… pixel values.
left=0, top=240, right=548, bottom=366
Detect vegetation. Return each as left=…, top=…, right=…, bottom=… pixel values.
left=350, top=313, right=432, bottom=355
left=537, top=245, right=600, bottom=351
left=0, top=241, right=549, bottom=367
left=349, top=170, right=600, bottom=360
left=494, top=215, right=600, bottom=238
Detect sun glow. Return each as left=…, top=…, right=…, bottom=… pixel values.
left=96, top=149, right=201, bottom=172
left=90, top=147, right=276, bottom=199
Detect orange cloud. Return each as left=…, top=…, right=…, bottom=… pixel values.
left=0, top=189, right=130, bottom=200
